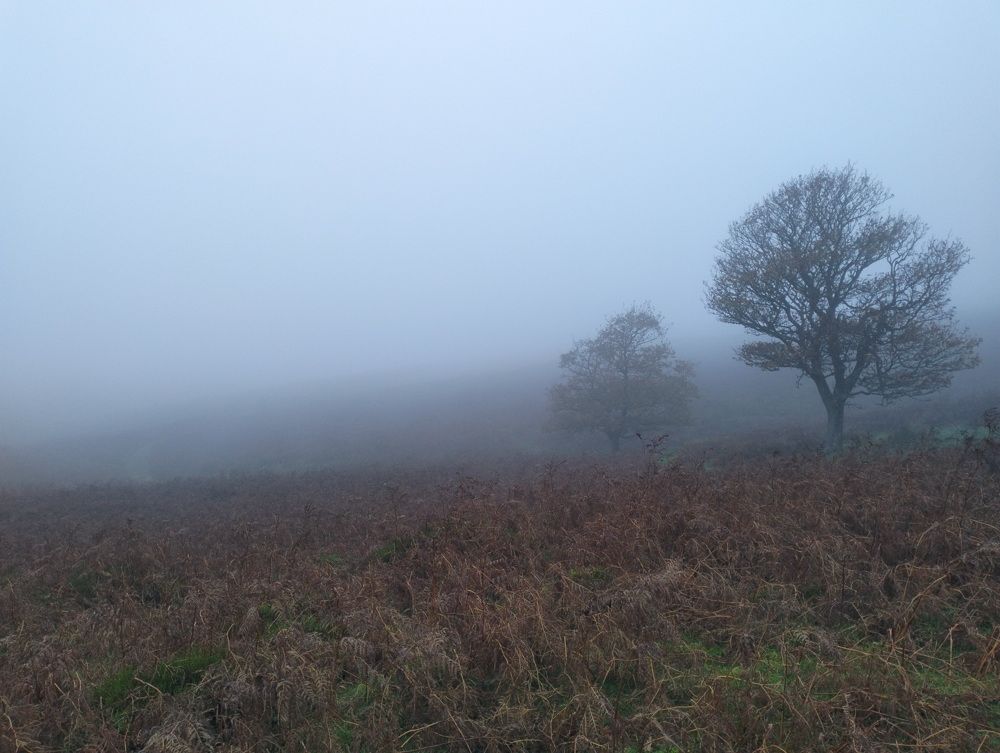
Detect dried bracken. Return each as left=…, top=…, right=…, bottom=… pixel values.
left=1, top=420, right=998, bottom=751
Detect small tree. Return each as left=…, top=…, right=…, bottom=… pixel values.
left=706, top=164, right=980, bottom=452
left=547, top=303, right=697, bottom=451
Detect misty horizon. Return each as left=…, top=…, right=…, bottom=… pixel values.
left=2, top=3, right=998, bottom=463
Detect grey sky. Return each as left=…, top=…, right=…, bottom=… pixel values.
left=2, top=2, right=998, bottom=443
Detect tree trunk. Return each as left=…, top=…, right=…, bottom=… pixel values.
left=825, top=400, right=845, bottom=454
left=606, top=432, right=622, bottom=452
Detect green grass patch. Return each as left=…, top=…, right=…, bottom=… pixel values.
left=259, top=602, right=281, bottom=624
left=317, top=552, right=345, bottom=567
left=94, top=647, right=225, bottom=732
left=376, top=534, right=414, bottom=563
left=68, top=571, right=99, bottom=600
left=569, top=566, right=610, bottom=587
left=332, top=720, right=354, bottom=748
left=259, top=601, right=342, bottom=640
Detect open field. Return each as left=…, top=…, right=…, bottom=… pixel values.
left=2, top=418, right=1000, bottom=752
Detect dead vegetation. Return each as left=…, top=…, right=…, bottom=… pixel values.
left=1, top=417, right=999, bottom=752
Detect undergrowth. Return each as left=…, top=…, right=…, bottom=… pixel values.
left=0, top=415, right=998, bottom=751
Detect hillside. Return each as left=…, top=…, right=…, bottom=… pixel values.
left=2, top=310, right=997, bottom=487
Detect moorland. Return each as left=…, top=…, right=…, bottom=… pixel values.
left=2, top=413, right=999, bottom=752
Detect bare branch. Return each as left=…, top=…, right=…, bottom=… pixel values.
left=705, top=164, right=980, bottom=451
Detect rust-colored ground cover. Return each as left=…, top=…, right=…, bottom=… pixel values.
left=2, top=426, right=999, bottom=752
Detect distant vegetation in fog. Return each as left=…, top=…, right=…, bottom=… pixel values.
left=546, top=303, right=698, bottom=451
left=0, top=162, right=995, bottom=484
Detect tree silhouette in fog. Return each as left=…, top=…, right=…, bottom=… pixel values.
left=547, top=303, right=697, bottom=451
left=706, top=164, right=980, bottom=452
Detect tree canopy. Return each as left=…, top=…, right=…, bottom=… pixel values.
left=705, top=164, right=980, bottom=452
left=547, top=303, right=697, bottom=451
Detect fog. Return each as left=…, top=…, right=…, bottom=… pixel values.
left=1, top=3, right=998, bottom=478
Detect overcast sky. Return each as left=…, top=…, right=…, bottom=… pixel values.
left=2, top=2, right=998, bottom=443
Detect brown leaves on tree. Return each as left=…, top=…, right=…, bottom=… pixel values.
left=706, top=164, right=980, bottom=451
left=546, top=303, right=698, bottom=451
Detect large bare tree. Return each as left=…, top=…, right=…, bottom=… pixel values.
left=706, top=165, right=980, bottom=452
left=547, top=303, right=697, bottom=451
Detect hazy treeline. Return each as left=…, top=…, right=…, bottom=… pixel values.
left=2, top=310, right=996, bottom=486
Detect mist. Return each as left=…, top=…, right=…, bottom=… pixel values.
left=2, top=3, right=998, bottom=479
